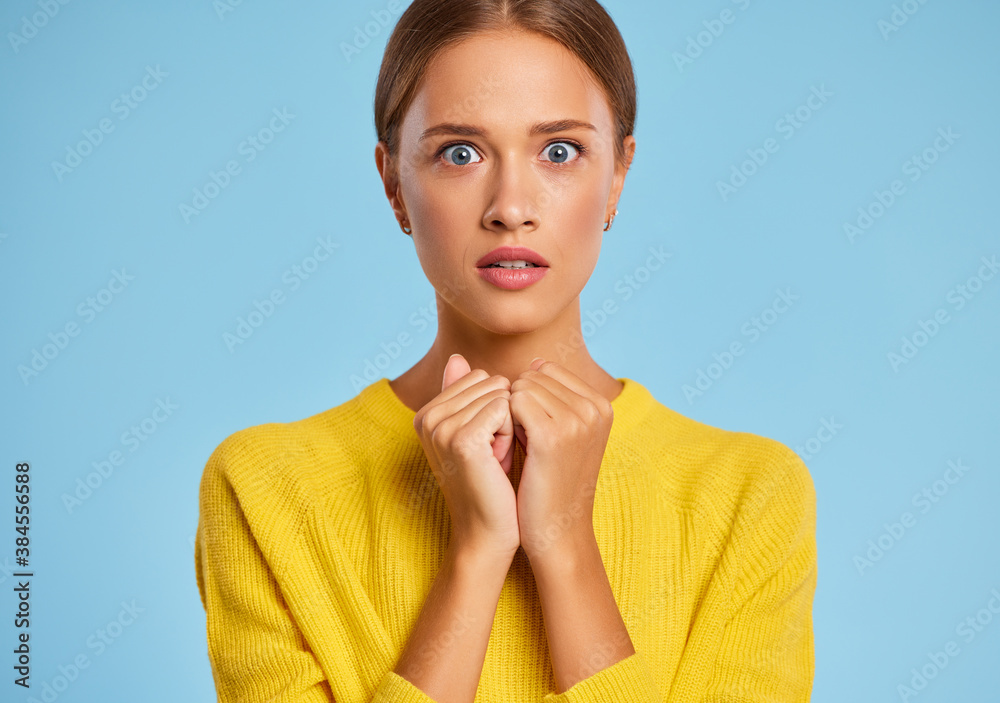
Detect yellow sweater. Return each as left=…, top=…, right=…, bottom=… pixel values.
left=195, top=376, right=817, bottom=702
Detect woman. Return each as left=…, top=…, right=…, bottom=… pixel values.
left=194, top=1, right=817, bottom=701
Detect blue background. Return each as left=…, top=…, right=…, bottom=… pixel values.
left=1, top=0, right=998, bottom=701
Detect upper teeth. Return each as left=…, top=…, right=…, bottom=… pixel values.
left=490, top=260, right=538, bottom=268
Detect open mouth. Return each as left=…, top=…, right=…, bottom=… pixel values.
left=482, top=261, right=543, bottom=269
left=477, top=261, right=549, bottom=290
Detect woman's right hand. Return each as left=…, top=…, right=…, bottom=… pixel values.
left=413, top=354, right=521, bottom=559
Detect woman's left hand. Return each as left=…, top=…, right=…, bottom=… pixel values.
left=510, top=357, right=614, bottom=564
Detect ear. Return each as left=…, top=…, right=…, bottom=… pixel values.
left=375, top=141, right=408, bottom=227
left=606, top=135, right=636, bottom=216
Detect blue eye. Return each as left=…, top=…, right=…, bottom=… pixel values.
left=441, top=144, right=482, bottom=166
left=544, top=142, right=582, bottom=164
left=437, top=140, right=587, bottom=166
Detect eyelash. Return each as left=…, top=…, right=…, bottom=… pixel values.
left=435, top=140, right=588, bottom=166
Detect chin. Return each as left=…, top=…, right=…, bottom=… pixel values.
left=472, top=309, right=547, bottom=337
left=477, top=315, right=540, bottom=336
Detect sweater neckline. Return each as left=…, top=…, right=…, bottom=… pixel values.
left=356, top=375, right=656, bottom=447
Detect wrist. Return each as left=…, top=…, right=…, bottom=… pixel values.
left=524, top=530, right=600, bottom=576
left=447, top=538, right=517, bottom=578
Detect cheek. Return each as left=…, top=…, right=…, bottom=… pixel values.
left=407, top=195, right=469, bottom=288
left=571, top=196, right=605, bottom=230
left=405, top=177, right=471, bottom=239
left=550, top=169, right=607, bottom=220
left=548, top=181, right=607, bottom=280
left=552, top=180, right=606, bottom=238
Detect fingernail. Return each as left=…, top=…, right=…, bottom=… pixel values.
left=530, top=357, right=544, bottom=365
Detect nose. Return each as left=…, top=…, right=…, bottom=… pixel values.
left=481, top=156, right=542, bottom=232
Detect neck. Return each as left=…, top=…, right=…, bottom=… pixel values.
left=389, top=294, right=622, bottom=413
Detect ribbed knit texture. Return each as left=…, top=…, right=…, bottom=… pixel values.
left=195, top=376, right=817, bottom=702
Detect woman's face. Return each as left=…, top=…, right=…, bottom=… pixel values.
left=386, top=29, right=634, bottom=335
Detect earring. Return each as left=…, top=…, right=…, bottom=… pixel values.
left=603, top=208, right=619, bottom=232
left=401, top=221, right=412, bottom=235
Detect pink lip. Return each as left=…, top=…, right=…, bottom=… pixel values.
left=477, top=265, right=548, bottom=290
left=475, top=246, right=550, bottom=268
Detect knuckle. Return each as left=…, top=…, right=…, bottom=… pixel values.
left=422, top=405, right=444, bottom=431
left=490, top=387, right=511, bottom=401
left=490, top=374, right=511, bottom=389
left=582, top=400, right=602, bottom=422
left=430, top=416, right=455, bottom=446
left=451, top=425, right=478, bottom=456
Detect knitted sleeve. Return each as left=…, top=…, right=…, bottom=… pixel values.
left=676, top=451, right=818, bottom=702
left=195, top=439, right=337, bottom=702
left=195, top=438, right=441, bottom=703
left=540, top=649, right=663, bottom=702
left=542, top=450, right=817, bottom=703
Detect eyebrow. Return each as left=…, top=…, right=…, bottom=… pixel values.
left=418, top=119, right=598, bottom=143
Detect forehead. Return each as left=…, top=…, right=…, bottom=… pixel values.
left=401, top=29, right=612, bottom=141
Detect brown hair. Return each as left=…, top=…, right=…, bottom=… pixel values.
left=374, top=0, right=637, bottom=172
